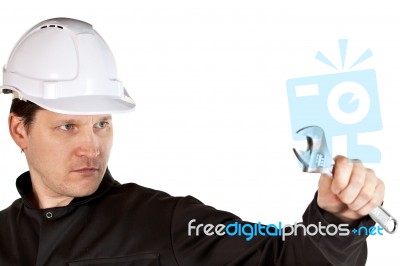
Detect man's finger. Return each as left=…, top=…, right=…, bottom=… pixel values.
left=337, top=160, right=366, bottom=205
left=357, top=179, right=385, bottom=216
left=347, top=169, right=378, bottom=211
left=331, top=156, right=353, bottom=195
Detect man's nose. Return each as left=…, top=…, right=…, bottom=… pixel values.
left=75, top=128, right=100, bottom=158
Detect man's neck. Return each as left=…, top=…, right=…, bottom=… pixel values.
left=31, top=191, right=74, bottom=209
left=29, top=177, right=74, bottom=209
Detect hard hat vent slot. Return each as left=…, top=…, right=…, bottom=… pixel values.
left=40, top=25, right=64, bottom=29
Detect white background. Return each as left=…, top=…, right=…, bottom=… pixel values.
left=0, top=1, right=399, bottom=265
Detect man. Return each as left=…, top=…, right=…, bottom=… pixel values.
left=0, top=17, right=384, bottom=265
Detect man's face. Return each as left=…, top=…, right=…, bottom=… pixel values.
left=18, top=109, right=113, bottom=203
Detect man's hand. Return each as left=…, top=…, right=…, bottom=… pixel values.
left=317, top=155, right=385, bottom=223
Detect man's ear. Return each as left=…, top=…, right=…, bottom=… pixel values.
left=8, top=113, right=28, bottom=150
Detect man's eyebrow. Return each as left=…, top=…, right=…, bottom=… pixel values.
left=50, top=116, right=112, bottom=125
left=50, top=119, right=80, bottom=125
left=98, top=116, right=112, bottom=121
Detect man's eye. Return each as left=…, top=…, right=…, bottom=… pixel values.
left=94, top=121, right=109, bottom=129
left=59, top=124, right=74, bottom=131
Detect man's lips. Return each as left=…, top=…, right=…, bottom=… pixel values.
left=72, top=167, right=99, bottom=174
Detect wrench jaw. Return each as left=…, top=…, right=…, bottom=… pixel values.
left=293, top=148, right=332, bottom=175
left=293, top=147, right=311, bottom=172
left=293, top=126, right=333, bottom=175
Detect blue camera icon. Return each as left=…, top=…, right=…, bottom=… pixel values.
left=287, top=69, right=382, bottom=162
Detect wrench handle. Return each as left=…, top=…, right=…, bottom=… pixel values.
left=326, top=165, right=397, bottom=234
left=369, top=205, right=397, bottom=234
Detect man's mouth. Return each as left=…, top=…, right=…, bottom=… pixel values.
left=72, top=167, right=99, bottom=175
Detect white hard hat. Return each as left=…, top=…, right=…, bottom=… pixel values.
left=1, top=17, right=135, bottom=114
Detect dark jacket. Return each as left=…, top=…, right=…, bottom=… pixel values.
left=0, top=169, right=374, bottom=265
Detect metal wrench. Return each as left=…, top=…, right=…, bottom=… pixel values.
left=293, top=125, right=397, bottom=234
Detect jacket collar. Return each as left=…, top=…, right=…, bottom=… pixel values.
left=16, top=168, right=118, bottom=209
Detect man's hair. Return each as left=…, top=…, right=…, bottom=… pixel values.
left=10, top=98, right=43, bottom=134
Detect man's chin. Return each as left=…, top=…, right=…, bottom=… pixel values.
left=67, top=174, right=103, bottom=197
left=70, top=184, right=100, bottom=198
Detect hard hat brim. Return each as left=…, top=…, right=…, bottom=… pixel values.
left=28, top=94, right=136, bottom=115
left=1, top=86, right=135, bottom=115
